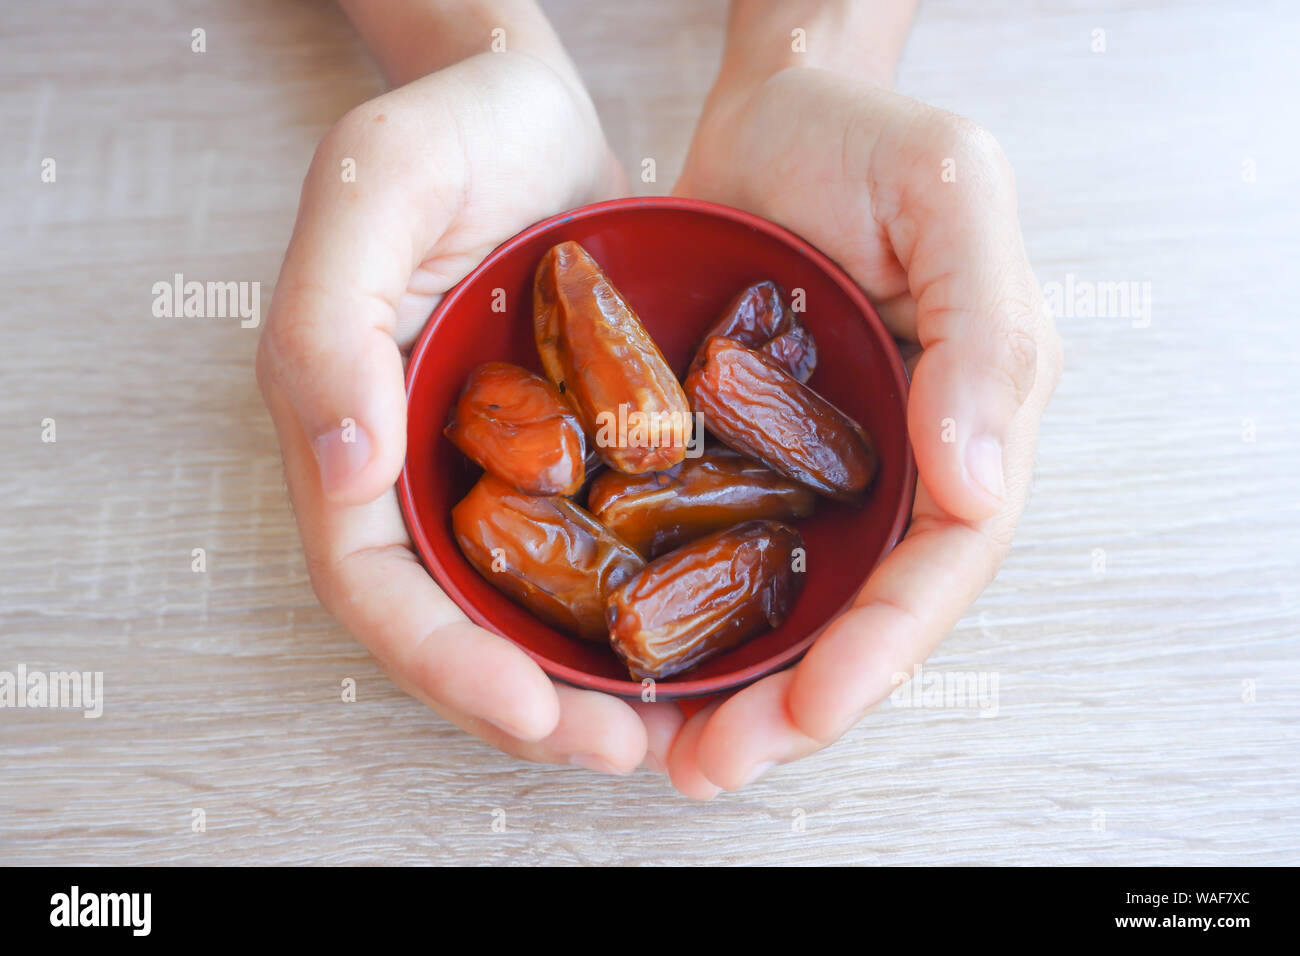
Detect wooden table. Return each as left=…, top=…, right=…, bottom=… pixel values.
left=2, top=0, right=1296, bottom=865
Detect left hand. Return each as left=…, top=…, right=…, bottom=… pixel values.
left=666, top=66, right=1063, bottom=798
left=257, top=50, right=683, bottom=777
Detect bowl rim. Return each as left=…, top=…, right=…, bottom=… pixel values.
left=398, top=195, right=917, bottom=699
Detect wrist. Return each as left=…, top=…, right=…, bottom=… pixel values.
left=713, top=0, right=917, bottom=97
left=338, top=0, right=582, bottom=89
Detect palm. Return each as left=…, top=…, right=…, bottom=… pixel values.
left=378, top=55, right=629, bottom=349
left=693, top=90, right=897, bottom=262
left=678, top=68, right=946, bottom=504
left=679, top=67, right=978, bottom=570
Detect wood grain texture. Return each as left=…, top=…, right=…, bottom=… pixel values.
left=1, top=0, right=1297, bottom=865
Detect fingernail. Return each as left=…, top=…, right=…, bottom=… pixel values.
left=642, top=752, right=666, bottom=774
left=965, top=434, right=1005, bottom=503
left=569, top=754, right=627, bottom=776
left=741, top=760, right=777, bottom=787
left=312, top=423, right=372, bottom=493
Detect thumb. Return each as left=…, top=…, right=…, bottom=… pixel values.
left=258, top=108, right=450, bottom=505
left=892, top=124, right=1053, bottom=523
left=906, top=287, right=1043, bottom=523
left=260, top=273, right=408, bottom=506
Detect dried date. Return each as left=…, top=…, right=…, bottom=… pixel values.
left=444, top=361, right=585, bottom=496
left=685, top=337, right=877, bottom=502
left=606, top=520, right=805, bottom=680
left=452, top=474, right=643, bottom=642
left=691, top=280, right=817, bottom=382
left=534, top=241, right=693, bottom=474
left=587, top=447, right=815, bottom=558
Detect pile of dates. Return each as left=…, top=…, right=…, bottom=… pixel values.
left=446, top=240, right=878, bottom=680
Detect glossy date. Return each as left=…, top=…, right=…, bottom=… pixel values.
left=452, top=474, right=643, bottom=642
left=606, top=520, right=805, bottom=680
left=692, top=280, right=817, bottom=382
left=587, top=447, right=815, bottom=558
left=685, top=337, right=878, bottom=503
left=534, top=240, right=692, bottom=474
left=444, top=361, right=586, bottom=496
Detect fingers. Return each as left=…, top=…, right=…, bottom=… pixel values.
left=689, top=671, right=825, bottom=791
left=905, top=313, right=1040, bottom=521
left=261, top=280, right=410, bottom=505
left=387, top=664, right=650, bottom=773
left=666, top=700, right=726, bottom=801
left=677, top=488, right=994, bottom=791
left=272, top=380, right=653, bottom=768
left=469, top=686, right=650, bottom=774
left=684, top=403, right=1054, bottom=789
left=787, top=375, right=1056, bottom=748
left=258, top=86, right=459, bottom=505
left=541, top=686, right=649, bottom=774
left=787, top=496, right=996, bottom=745
left=879, top=111, right=1061, bottom=522
left=261, top=245, right=648, bottom=768
left=337, top=553, right=563, bottom=741
left=628, top=699, right=687, bottom=774
left=262, top=370, right=563, bottom=741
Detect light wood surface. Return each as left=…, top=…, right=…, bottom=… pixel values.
left=2, top=0, right=1297, bottom=866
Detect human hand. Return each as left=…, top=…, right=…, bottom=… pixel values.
left=257, top=23, right=684, bottom=775
left=667, top=41, right=1063, bottom=796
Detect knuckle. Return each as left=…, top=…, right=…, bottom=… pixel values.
left=956, top=120, right=1010, bottom=176
left=301, top=547, right=339, bottom=609
left=1041, top=324, right=1065, bottom=392
left=927, top=112, right=1016, bottom=195
left=986, top=305, right=1040, bottom=407
left=984, top=520, right=1018, bottom=567
left=325, top=100, right=395, bottom=153
left=309, top=118, right=357, bottom=185
left=1004, top=327, right=1039, bottom=403
left=308, top=95, right=410, bottom=190
left=262, top=305, right=315, bottom=374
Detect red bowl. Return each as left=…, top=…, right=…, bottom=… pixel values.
left=399, top=197, right=915, bottom=699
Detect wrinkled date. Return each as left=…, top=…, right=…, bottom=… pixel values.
left=692, top=280, right=817, bottom=382
left=444, top=361, right=586, bottom=496
left=587, top=447, right=816, bottom=558
left=606, top=520, right=805, bottom=680
left=685, top=337, right=878, bottom=502
left=534, top=240, right=693, bottom=474
left=452, top=474, right=643, bottom=641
